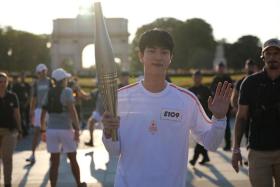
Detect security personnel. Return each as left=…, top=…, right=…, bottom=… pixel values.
left=189, top=70, right=212, bottom=166
left=232, top=38, right=280, bottom=187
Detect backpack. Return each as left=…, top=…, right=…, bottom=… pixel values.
left=46, top=87, right=64, bottom=113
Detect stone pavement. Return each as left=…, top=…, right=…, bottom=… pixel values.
left=1, top=126, right=251, bottom=187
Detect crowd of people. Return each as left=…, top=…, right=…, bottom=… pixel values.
left=0, top=63, right=131, bottom=186
left=0, top=28, right=279, bottom=187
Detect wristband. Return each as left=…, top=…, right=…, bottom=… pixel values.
left=40, top=129, right=46, bottom=133
left=232, top=148, right=241, bottom=154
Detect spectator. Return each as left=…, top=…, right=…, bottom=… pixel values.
left=68, top=77, right=90, bottom=129
left=84, top=88, right=104, bottom=147
left=26, top=64, right=52, bottom=163
left=10, top=72, right=31, bottom=137
left=118, top=71, right=130, bottom=88
left=189, top=70, right=212, bottom=166
left=41, top=68, right=86, bottom=187
left=210, top=62, right=233, bottom=151
left=230, top=59, right=259, bottom=166
left=0, top=72, right=22, bottom=187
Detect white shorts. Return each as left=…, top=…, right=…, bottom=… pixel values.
left=34, top=108, right=48, bottom=128
left=91, top=111, right=102, bottom=122
left=46, top=129, right=77, bottom=153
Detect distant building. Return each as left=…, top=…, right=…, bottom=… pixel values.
left=51, top=14, right=130, bottom=73
left=213, top=41, right=227, bottom=70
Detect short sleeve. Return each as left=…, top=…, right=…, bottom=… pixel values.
left=239, top=78, right=250, bottom=105
left=62, top=88, right=75, bottom=105
left=235, top=79, right=243, bottom=92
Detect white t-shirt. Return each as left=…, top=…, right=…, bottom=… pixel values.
left=103, top=81, right=226, bottom=187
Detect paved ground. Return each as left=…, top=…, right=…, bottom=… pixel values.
left=1, top=119, right=251, bottom=187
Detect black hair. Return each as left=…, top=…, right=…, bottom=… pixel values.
left=193, top=70, right=202, bottom=76
left=218, top=62, right=225, bottom=67
left=0, top=72, right=8, bottom=79
left=245, top=58, right=257, bottom=66
left=139, top=29, right=174, bottom=54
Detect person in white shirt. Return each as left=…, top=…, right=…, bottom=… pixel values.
left=102, top=29, right=232, bottom=187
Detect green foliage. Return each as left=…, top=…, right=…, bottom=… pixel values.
left=173, top=18, right=216, bottom=69
left=130, top=18, right=216, bottom=72
left=0, top=19, right=263, bottom=74
left=0, top=27, right=50, bottom=72
left=225, top=35, right=262, bottom=70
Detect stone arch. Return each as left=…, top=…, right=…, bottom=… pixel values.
left=82, top=43, right=95, bottom=68
left=50, top=15, right=130, bottom=73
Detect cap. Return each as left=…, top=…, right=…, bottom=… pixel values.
left=52, top=68, right=71, bottom=82
left=0, top=72, right=8, bottom=78
left=36, top=64, right=48, bottom=73
left=262, top=38, right=280, bottom=54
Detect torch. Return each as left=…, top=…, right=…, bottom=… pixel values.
left=94, top=2, right=118, bottom=141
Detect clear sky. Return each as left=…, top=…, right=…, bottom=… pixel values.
left=1, top=0, right=279, bottom=44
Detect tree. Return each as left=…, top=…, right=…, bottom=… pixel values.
left=130, top=18, right=216, bottom=72
left=173, top=18, right=216, bottom=69
left=225, top=35, right=262, bottom=70
left=0, top=26, right=50, bottom=72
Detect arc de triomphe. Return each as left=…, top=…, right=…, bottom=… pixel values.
left=50, top=15, right=130, bottom=72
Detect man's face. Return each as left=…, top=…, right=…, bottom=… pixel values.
left=193, top=75, right=202, bottom=86
left=37, top=70, right=47, bottom=79
left=246, top=64, right=259, bottom=75
left=139, top=46, right=172, bottom=75
left=217, top=66, right=225, bottom=74
left=263, top=47, right=280, bottom=70
left=0, top=77, right=8, bottom=91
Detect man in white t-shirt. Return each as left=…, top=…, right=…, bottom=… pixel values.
left=102, top=29, right=232, bottom=187
left=26, top=63, right=52, bottom=163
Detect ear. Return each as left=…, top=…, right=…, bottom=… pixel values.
left=138, top=51, right=144, bottom=64
left=169, top=54, right=173, bottom=64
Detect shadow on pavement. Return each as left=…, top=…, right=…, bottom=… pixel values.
left=84, top=150, right=116, bottom=187
left=216, top=150, right=249, bottom=176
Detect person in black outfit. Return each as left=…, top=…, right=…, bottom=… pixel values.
left=189, top=70, right=211, bottom=166
left=232, top=38, right=280, bottom=186
left=231, top=59, right=259, bottom=139
left=10, top=73, right=31, bottom=137
left=0, top=72, right=22, bottom=187
left=210, top=62, right=233, bottom=151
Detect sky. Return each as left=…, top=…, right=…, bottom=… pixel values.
left=1, top=0, right=280, bottom=44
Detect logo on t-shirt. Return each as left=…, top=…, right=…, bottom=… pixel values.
left=161, top=109, right=182, bottom=121
left=149, top=120, right=158, bottom=134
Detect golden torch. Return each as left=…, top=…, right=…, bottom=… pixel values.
left=94, top=2, right=118, bottom=141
